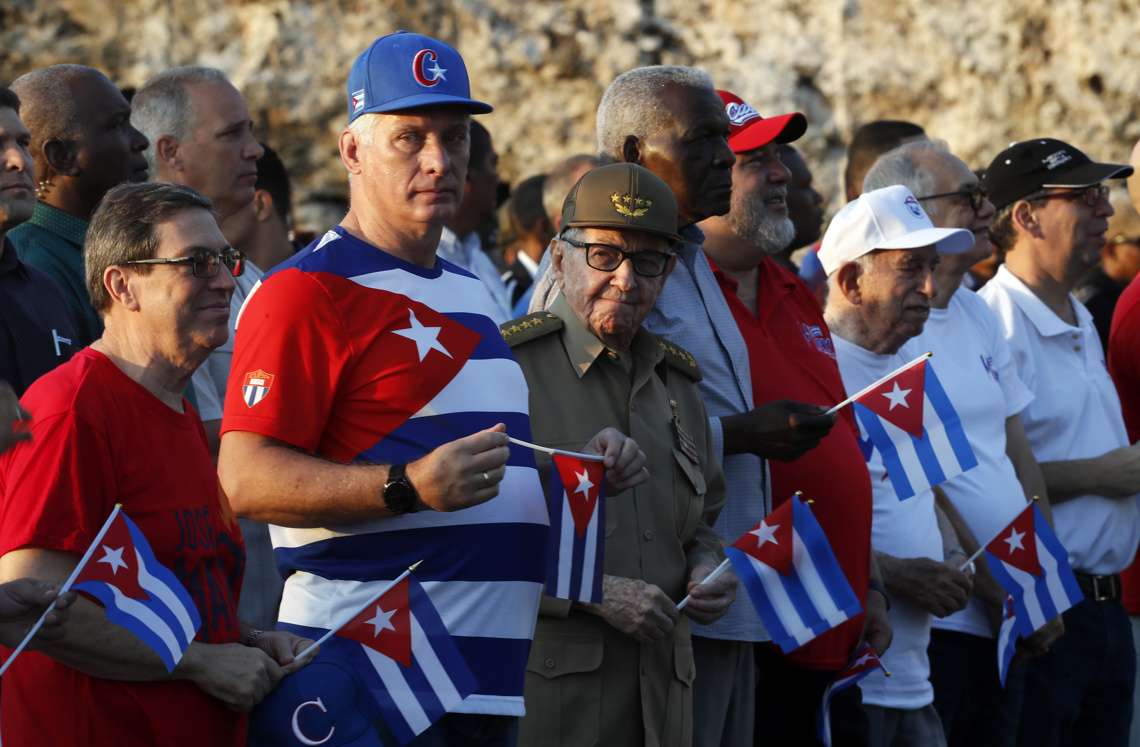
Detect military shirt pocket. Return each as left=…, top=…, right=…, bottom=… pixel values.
left=673, top=447, right=706, bottom=540
left=524, top=636, right=604, bottom=746
left=663, top=636, right=695, bottom=745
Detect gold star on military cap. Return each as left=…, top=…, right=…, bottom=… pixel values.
left=559, top=162, right=681, bottom=242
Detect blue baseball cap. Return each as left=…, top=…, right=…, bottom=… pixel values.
left=346, top=31, right=493, bottom=123
left=248, top=659, right=385, bottom=746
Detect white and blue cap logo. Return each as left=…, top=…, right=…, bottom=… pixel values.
left=346, top=31, right=493, bottom=123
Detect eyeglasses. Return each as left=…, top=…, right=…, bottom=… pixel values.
left=1111, top=234, right=1140, bottom=247
left=123, top=247, right=245, bottom=279
left=1026, top=184, right=1110, bottom=208
left=916, top=185, right=989, bottom=213
left=560, top=237, right=674, bottom=277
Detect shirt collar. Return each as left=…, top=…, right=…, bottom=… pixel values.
left=993, top=264, right=1091, bottom=337
left=516, top=251, right=539, bottom=277
left=0, top=236, right=20, bottom=275
left=28, top=201, right=88, bottom=247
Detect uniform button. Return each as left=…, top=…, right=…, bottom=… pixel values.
left=544, top=658, right=555, bottom=669
left=643, top=530, right=654, bottom=541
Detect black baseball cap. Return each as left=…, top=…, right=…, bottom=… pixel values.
left=560, top=163, right=681, bottom=243
left=983, top=138, right=1133, bottom=211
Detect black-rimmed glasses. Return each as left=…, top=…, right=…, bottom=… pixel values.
left=124, top=247, right=245, bottom=279
left=560, top=237, right=674, bottom=277
left=1026, top=184, right=1110, bottom=208
left=916, top=185, right=989, bottom=213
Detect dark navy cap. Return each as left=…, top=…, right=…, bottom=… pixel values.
left=983, top=138, right=1133, bottom=211
left=346, top=31, right=493, bottom=123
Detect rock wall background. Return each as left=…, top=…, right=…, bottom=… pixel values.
left=2, top=0, right=1138, bottom=216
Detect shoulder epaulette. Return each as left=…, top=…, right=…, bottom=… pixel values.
left=658, top=338, right=702, bottom=381
left=500, top=311, right=564, bottom=347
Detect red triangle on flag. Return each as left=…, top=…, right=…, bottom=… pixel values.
left=74, top=513, right=147, bottom=600
left=986, top=504, right=1041, bottom=576
left=854, top=359, right=927, bottom=437
left=732, top=499, right=794, bottom=575
left=336, top=578, right=413, bottom=667
left=553, top=454, right=605, bottom=539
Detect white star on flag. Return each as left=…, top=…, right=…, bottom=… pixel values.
left=426, top=60, right=448, bottom=81
left=393, top=309, right=452, bottom=361
left=97, top=545, right=128, bottom=575
left=573, top=469, right=594, bottom=499
left=364, top=605, right=397, bottom=638
left=881, top=382, right=911, bottom=410
left=750, top=521, right=779, bottom=548
left=1003, top=527, right=1026, bottom=554
left=852, top=652, right=874, bottom=668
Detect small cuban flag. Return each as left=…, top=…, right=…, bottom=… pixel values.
left=545, top=453, right=606, bottom=603
left=817, top=643, right=885, bottom=747
left=984, top=502, right=1082, bottom=665
left=726, top=495, right=862, bottom=653
left=325, top=575, right=476, bottom=745
left=73, top=507, right=202, bottom=672
left=996, top=593, right=1027, bottom=686
left=852, top=357, right=978, bottom=501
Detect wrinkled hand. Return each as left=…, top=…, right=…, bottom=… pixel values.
left=182, top=642, right=284, bottom=711
left=683, top=562, right=737, bottom=625
left=859, top=586, right=893, bottom=655
left=250, top=630, right=317, bottom=675
left=1014, top=616, right=1065, bottom=667
left=407, top=424, right=511, bottom=511
left=1095, top=442, right=1140, bottom=498
left=588, top=576, right=678, bottom=643
left=727, top=400, right=835, bottom=461
left=583, top=427, right=648, bottom=492
left=0, top=579, right=75, bottom=647
left=0, top=382, right=31, bottom=455
left=882, top=556, right=972, bottom=618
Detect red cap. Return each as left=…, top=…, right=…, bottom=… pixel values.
left=718, top=90, right=807, bottom=154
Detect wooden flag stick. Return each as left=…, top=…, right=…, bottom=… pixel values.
left=825, top=352, right=933, bottom=416
left=0, top=504, right=123, bottom=677
left=507, top=436, right=606, bottom=462
left=294, top=559, right=424, bottom=664
left=676, top=557, right=732, bottom=611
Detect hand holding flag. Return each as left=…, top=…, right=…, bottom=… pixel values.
left=818, top=643, right=887, bottom=747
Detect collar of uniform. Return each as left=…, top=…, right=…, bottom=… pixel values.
left=551, top=293, right=609, bottom=377
left=993, top=264, right=1091, bottom=337
left=28, top=201, right=88, bottom=247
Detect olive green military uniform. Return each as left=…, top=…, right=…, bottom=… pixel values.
left=507, top=294, right=726, bottom=747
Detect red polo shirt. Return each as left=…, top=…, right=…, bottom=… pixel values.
left=710, top=256, right=872, bottom=670
left=1108, top=274, right=1140, bottom=614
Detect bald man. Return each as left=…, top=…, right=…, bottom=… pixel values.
left=8, top=65, right=149, bottom=346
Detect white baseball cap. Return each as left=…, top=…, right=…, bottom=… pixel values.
left=818, top=185, right=975, bottom=276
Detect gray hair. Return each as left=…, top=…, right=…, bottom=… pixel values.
left=861, top=139, right=951, bottom=198
left=11, top=65, right=103, bottom=175
left=131, top=66, right=230, bottom=171
left=596, top=66, right=715, bottom=159
left=86, top=182, right=214, bottom=312
left=543, top=154, right=600, bottom=227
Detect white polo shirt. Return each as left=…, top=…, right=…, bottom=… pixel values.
left=834, top=335, right=941, bottom=710
left=901, top=288, right=1034, bottom=638
left=980, top=265, right=1140, bottom=575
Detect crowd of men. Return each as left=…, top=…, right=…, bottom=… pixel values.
left=2, top=27, right=1140, bottom=747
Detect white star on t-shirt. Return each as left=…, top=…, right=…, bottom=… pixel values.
left=97, top=545, right=128, bottom=575
left=881, top=382, right=911, bottom=410
left=573, top=469, right=594, bottom=499
left=750, top=520, right=779, bottom=548
left=1003, top=527, right=1026, bottom=554
left=393, top=309, right=452, bottom=361
left=365, top=605, right=397, bottom=637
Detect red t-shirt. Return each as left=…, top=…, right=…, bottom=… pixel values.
left=1108, top=275, right=1140, bottom=613
left=711, top=257, right=872, bottom=671
left=0, top=348, right=246, bottom=746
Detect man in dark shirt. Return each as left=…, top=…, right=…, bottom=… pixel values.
left=0, top=87, right=77, bottom=395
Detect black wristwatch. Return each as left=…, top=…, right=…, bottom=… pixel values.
left=383, top=464, right=420, bottom=514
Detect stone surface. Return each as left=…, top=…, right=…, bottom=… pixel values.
left=2, top=0, right=1137, bottom=214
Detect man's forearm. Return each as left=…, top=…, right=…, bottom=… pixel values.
left=720, top=412, right=753, bottom=455
left=1040, top=454, right=1126, bottom=505
left=1005, top=415, right=1053, bottom=522
left=219, top=432, right=395, bottom=526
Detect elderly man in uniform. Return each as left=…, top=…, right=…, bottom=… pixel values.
left=507, top=162, right=736, bottom=747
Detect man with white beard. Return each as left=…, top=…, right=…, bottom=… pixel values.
left=699, top=90, right=886, bottom=747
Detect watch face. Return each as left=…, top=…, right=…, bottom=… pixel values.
left=384, top=478, right=417, bottom=513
